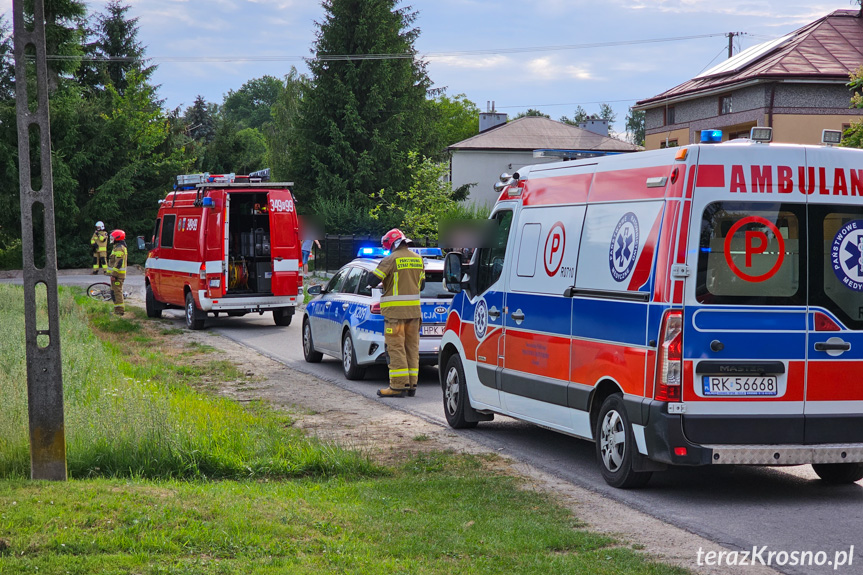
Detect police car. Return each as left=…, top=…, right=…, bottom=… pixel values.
left=302, top=247, right=452, bottom=380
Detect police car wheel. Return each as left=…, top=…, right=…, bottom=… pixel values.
left=595, top=394, right=651, bottom=489
left=145, top=285, right=162, bottom=319
left=341, top=332, right=366, bottom=380
left=302, top=318, right=323, bottom=363
left=443, top=354, right=477, bottom=429
left=812, top=463, right=863, bottom=484
left=184, top=292, right=205, bottom=331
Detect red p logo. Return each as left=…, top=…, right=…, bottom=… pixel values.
left=744, top=231, right=768, bottom=268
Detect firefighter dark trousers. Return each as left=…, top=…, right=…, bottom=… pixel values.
left=92, top=251, right=107, bottom=271
left=384, top=318, right=421, bottom=390
left=111, top=275, right=125, bottom=315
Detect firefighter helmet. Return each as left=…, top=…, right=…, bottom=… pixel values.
left=95, top=221, right=105, bottom=230
left=110, top=229, right=125, bottom=242
left=381, top=228, right=407, bottom=251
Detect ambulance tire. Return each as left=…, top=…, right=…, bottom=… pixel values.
left=443, top=354, right=478, bottom=429
left=184, top=292, right=205, bottom=331
left=302, top=317, right=323, bottom=363
left=145, top=285, right=162, bottom=319
left=341, top=332, right=366, bottom=380
left=273, top=307, right=293, bottom=326
left=595, top=394, right=652, bottom=489
left=812, top=463, right=863, bottom=484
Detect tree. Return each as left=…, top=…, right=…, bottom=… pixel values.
left=290, top=0, right=439, bottom=227
left=842, top=66, right=863, bottom=149
left=266, top=68, right=310, bottom=182
left=87, top=0, right=152, bottom=94
left=625, top=107, right=645, bottom=146
left=599, top=103, right=617, bottom=125
left=431, top=92, right=480, bottom=146
left=223, top=75, right=283, bottom=131
left=0, top=16, right=14, bottom=101
left=40, top=0, right=88, bottom=92
left=183, top=95, right=218, bottom=144
left=559, top=105, right=589, bottom=126
left=515, top=108, right=549, bottom=119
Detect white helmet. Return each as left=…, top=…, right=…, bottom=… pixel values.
left=95, top=221, right=105, bottom=230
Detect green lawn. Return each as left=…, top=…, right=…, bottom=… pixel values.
left=0, top=284, right=688, bottom=575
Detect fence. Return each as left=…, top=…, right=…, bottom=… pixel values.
left=312, top=234, right=438, bottom=273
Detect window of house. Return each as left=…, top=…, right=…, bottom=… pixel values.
left=660, top=139, right=678, bottom=149
left=719, top=94, right=733, bottom=115
left=664, top=106, right=676, bottom=126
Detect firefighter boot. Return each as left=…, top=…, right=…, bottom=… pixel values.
left=377, top=387, right=406, bottom=398
left=406, top=386, right=417, bottom=397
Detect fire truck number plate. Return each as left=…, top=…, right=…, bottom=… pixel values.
left=702, top=376, right=778, bottom=397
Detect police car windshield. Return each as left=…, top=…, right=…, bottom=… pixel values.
left=420, top=271, right=452, bottom=299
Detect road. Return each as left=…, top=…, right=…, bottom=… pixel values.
left=7, top=271, right=863, bottom=575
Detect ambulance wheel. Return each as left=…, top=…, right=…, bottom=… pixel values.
left=145, top=285, right=162, bottom=319
left=184, top=292, right=205, bottom=331
left=443, top=354, right=477, bottom=429
left=302, top=318, right=322, bottom=363
left=812, top=463, right=863, bottom=484
left=341, top=332, right=366, bottom=380
left=273, top=308, right=293, bottom=326
left=595, top=394, right=651, bottom=489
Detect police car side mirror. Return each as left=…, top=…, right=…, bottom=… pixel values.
left=443, top=252, right=464, bottom=294
left=307, top=285, right=322, bottom=296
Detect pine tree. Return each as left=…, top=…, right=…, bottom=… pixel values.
left=290, top=0, right=438, bottom=225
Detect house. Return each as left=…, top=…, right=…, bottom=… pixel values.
left=634, top=9, right=863, bottom=150
left=448, top=116, right=640, bottom=206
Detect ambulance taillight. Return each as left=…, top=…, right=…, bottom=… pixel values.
left=655, top=310, right=683, bottom=402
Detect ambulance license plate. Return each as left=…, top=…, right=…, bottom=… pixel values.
left=421, top=325, right=444, bottom=337
left=702, top=376, right=778, bottom=397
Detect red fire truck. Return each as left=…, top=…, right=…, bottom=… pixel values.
left=142, top=173, right=301, bottom=330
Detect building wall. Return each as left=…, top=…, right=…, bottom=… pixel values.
left=450, top=150, right=559, bottom=207
left=645, top=127, right=691, bottom=150
left=773, top=113, right=863, bottom=144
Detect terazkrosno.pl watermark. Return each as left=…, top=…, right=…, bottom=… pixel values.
left=697, top=546, right=855, bottom=570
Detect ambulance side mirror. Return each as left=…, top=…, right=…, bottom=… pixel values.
left=444, top=252, right=467, bottom=296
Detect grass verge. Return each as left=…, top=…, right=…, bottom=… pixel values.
left=0, top=283, right=688, bottom=575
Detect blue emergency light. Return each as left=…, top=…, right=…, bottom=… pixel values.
left=358, top=247, right=390, bottom=258
left=410, top=247, right=444, bottom=258
left=700, top=129, right=723, bottom=143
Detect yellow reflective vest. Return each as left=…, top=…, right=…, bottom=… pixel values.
left=372, top=244, right=424, bottom=319
left=90, top=230, right=108, bottom=254
left=108, top=242, right=127, bottom=278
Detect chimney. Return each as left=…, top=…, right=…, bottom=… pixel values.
left=479, top=99, right=507, bottom=132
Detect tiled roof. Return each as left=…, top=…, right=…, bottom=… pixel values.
left=637, top=10, right=863, bottom=107
left=448, top=116, right=640, bottom=152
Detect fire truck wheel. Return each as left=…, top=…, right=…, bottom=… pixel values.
left=302, top=318, right=323, bottom=363
left=443, top=354, right=478, bottom=429
left=595, top=394, right=651, bottom=489
left=184, top=292, right=205, bottom=330
left=341, top=331, right=366, bottom=380
left=812, top=463, right=863, bottom=484
left=273, top=308, right=293, bottom=326
left=145, top=285, right=162, bottom=319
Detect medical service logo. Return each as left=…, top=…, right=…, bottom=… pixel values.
left=609, top=212, right=640, bottom=282
left=473, top=298, right=489, bottom=340
left=831, top=219, right=863, bottom=292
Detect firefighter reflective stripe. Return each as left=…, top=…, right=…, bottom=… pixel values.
left=389, top=368, right=410, bottom=378
left=408, top=369, right=419, bottom=376
left=373, top=268, right=386, bottom=279
left=380, top=294, right=420, bottom=309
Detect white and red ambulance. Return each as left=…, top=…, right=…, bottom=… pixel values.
left=143, top=173, right=301, bottom=330
left=440, top=129, right=863, bottom=488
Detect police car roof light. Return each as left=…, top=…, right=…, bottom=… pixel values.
left=410, top=247, right=443, bottom=258
left=700, top=129, right=723, bottom=143
left=358, top=247, right=389, bottom=258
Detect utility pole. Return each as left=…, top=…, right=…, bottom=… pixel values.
left=13, top=0, right=68, bottom=481
left=726, top=32, right=736, bottom=59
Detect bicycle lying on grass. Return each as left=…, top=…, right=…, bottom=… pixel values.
left=87, top=282, right=131, bottom=302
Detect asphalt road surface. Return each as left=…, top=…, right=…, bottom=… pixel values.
left=8, top=272, right=863, bottom=575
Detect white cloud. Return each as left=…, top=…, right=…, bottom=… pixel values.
left=525, top=57, right=594, bottom=81
left=425, top=54, right=511, bottom=69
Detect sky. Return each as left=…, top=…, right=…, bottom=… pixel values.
left=1, top=0, right=859, bottom=135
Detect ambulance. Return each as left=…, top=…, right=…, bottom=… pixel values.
left=440, top=128, right=863, bottom=488
left=143, top=173, right=301, bottom=330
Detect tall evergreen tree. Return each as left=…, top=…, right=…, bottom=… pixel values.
left=40, top=0, right=88, bottom=92
left=266, top=67, right=310, bottom=182
left=290, top=0, right=439, bottom=223
left=183, top=95, right=218, bottom=144
left=95, top=1, right=151, bottom=94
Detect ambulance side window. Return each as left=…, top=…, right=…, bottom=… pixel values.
left=695, top=202, right=804, bottom=305
left=516, top=223, right=541, bottom=277
left=160, top=215, right=176, bottom=248
left=809, top=206, right=863, bottom=329
left=476, top=210, right=513, bottom=294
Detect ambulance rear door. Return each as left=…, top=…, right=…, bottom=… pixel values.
left=267, top=188, right=300, bottom=297
left=803, top=146, right=863, bottom=443
left=684, top=143, right=808, bottom=445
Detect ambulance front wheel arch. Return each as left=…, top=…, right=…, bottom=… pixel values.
left=595, top=394, right=652, bottom=489
left=184, top=290, right=205, bottom=330
left=811, top=463, right=863, bottom=485
left=442, top=354, right=478, bottom=429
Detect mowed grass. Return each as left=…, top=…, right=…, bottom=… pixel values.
left=0, top=283, right=688, bottom=575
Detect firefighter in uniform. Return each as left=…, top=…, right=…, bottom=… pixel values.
left=373, top=229, right=425, bottom=398
left=107, top=229, right=128, bottom=316
left=90, top=221, right=109, bottom=274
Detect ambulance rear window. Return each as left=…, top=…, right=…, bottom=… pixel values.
left=696, top=202, right=804, bottom=305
